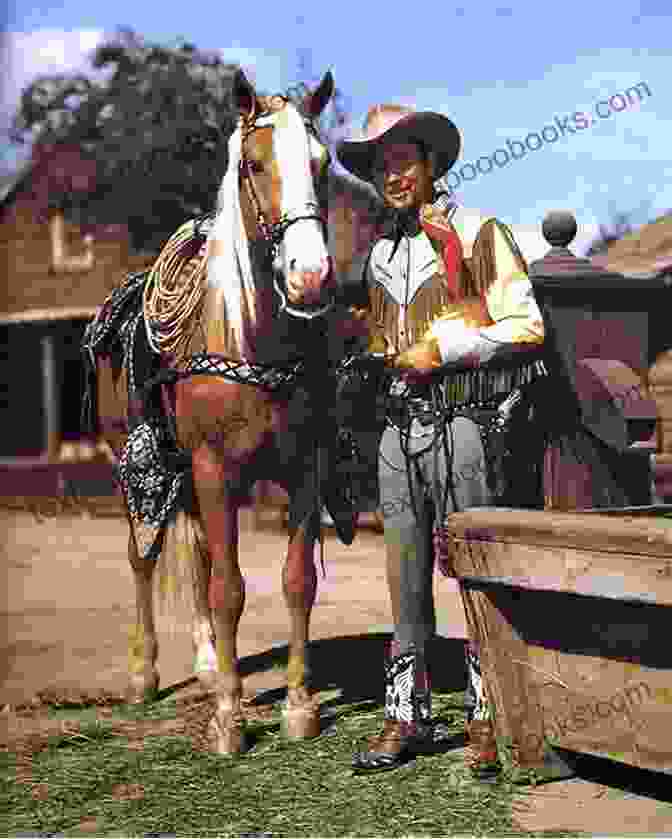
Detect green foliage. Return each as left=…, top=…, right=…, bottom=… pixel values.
left=9, top=30, right=369, bottom=255
left=10, top=28, right=375, bottom=257
left=11, top=27, right=239, bottom=252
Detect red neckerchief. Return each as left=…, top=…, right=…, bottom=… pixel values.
left=420, top=205, right=464, bottom=300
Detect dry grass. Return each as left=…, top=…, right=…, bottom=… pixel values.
left=0, top=689, right=578, bottom=838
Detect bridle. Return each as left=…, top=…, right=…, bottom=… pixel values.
left=238, top=101, right=334, bottom=320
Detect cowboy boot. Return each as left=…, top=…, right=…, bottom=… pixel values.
left=352, top=640, right=434, bottom=772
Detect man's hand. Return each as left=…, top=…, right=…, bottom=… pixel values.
left=286, top=263, right=332, bottom=305
left=394, top=337, right=442, bottom=378
left=344, top=307, right=393, bottom=355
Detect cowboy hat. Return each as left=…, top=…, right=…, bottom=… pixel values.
left=336, top=104, right=461, bottom=184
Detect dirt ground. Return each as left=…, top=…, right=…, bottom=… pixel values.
left=0, top=507, right=469, bottom=705
left=2, top=507, right=672, bottom=835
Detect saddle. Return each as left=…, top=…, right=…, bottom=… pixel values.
left=82, top=215, right=362, bottom=556
left=81, top=220, right=211, bottom=562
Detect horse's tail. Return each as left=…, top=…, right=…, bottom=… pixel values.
left=151, top=509, right=210, bottom=634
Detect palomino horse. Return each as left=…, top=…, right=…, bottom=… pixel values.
left=94, top=69, right=364, bottom=755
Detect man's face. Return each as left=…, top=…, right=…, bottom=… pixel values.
left=373, top=142, right=433, bottom=212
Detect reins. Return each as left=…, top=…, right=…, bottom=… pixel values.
left=134, top=101, right=340, bottom=572
left=343, top=349, right=549, bottom=538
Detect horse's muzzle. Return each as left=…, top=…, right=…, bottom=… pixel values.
left=275, top=256, right=335, bottom=320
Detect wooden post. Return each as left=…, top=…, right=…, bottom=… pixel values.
left=41, top=330, right=60, bottom=460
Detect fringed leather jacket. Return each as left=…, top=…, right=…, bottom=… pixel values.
left=363, top=201, right=545, bottom=363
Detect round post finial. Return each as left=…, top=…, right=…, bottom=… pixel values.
left=531, top=209, right=613, bottom=277
left=542, top=211, right=578, bottom=249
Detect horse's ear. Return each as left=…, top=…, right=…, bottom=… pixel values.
left=305, top=70, right=334, bottom=119
left=233, top=68, right=259, bottom=118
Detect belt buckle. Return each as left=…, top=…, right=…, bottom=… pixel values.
left=410, top=398, right=433, bottom=426
left=390, top=379, right=407, bottom=398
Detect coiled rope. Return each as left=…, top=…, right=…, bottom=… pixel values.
left=143, top=219, right=208, bottom=361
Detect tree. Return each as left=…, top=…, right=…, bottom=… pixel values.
left=9, top=30, right=382, bottom=260
left=11, top=27, right=239, bottom=252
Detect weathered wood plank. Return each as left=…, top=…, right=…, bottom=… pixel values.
left=447, top=508, right=672, bottom=774
left=447, top=507, right=672, bottom=558
left=455, top=542, right=672, bottom=606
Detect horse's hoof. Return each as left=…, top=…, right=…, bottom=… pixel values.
left=281, top=698, right=321, bottom=740
left=127, top=676, right=159, bottom=705
left=206, top=712, right=248, bottom=755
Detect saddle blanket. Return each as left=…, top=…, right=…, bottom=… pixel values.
left=115, top=421, right=187, bottom=561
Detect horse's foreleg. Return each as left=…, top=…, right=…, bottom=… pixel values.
left=191, top=548, right=217, bottom=692
left=191, top=444, right=247, bottom=754
left=127, top=529, right=159, bottom=703
left=282, top=516, right=320, bottom=738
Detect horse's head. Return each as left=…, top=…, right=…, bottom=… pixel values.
left=233, top=69, right=334, bottom=312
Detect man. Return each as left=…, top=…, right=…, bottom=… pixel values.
left=336, top=104, right=545, bottom=773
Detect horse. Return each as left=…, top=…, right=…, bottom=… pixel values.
left=89, top=68, right=367, bottom=756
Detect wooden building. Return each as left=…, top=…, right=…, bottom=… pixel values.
left=0, top=148, right=154, bottom=504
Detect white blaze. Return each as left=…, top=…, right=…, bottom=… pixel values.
left=271, top=103, right=329, bottom=279
left=204, top=102, right=329, bottom=357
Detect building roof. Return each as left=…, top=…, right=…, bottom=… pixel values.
left=589, top=215, right=672, bottom=277
left=0, top=158, right=35, bottom=208
left=0, top=306, right=98, bottom=326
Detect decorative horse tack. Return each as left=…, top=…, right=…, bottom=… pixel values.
left=236, top=103, right=332, bottom=321
left=237, top=110, right=332, bottom=320
left=85, top=68, right=363, bottom=756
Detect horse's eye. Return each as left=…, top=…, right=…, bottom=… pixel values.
left=249, top=160, right=264, bottom=174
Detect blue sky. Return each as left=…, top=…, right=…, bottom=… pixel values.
left=2, top=0, right=670, bottom=253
